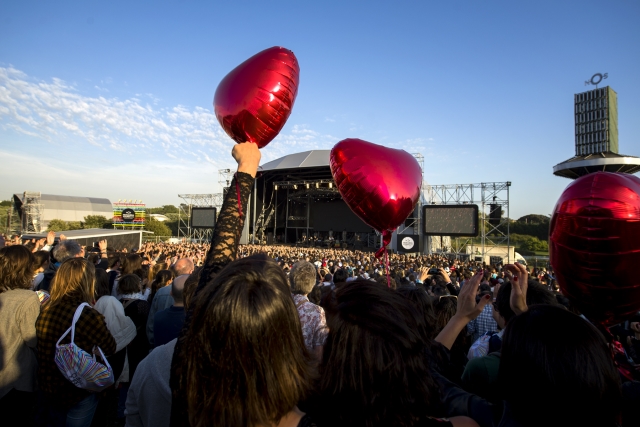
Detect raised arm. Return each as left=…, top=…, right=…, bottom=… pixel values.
left=197, top=143, right=260, bottom=293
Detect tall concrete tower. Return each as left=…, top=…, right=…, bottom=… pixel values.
left=553, top=84, right=640, bottom=179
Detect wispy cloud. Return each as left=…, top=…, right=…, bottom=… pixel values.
left=0, top=66, right=336, bottom=167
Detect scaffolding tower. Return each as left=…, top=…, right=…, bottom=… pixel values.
left=21, top=192, right=44, bottom=233
left=177, top=194, right=224, bottom=242
left=423, top=182, right=511, bottom=262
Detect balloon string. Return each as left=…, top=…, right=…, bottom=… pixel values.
left=373, top=230, right=393, bottom=288
left=235, top=173, right=243, bottom=219
left=384, top=248, right=390, bottom=288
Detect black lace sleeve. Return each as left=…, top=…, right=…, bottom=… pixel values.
left=169, top=171, right=255, bottom=427
left=196, top=171, right=254, bottom=290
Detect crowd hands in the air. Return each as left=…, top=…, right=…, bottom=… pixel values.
left=1, top=143, right=640, bottom=427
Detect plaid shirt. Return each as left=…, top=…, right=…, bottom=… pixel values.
left=36, top=297, right=116, bottom=409
left=466, top=303, right=498, bottom=343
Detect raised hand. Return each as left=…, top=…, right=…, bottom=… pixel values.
left=503, top=263, right=529, bottom=314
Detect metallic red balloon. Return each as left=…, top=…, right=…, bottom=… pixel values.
left=330, top=139, right=422, bottom=240
left=550, top=172, right=640, bottom=325
left=214, top=46, right=300, bottom=148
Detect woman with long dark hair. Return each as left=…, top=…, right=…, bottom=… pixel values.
left=306, top=279, right=477, bottom=427
left=170, top=142, right=316, bottom=427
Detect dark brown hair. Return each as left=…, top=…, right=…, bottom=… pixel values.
left=94, top=268, right=111, bottom=299
left=0, top=245, right=34, bottom=293
left=117, top=273, right=142, bottom=295
left=121, top=254, right=144, bottom=279
left=313, top=279, right=439, bottom=426
left=179, top=254, right=313, bottom=427
left=499, top=305, right=621, bottom=426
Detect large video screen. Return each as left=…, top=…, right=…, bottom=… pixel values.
left=422, top=204, right=478, bottom=236
left=191, top=207, right=217, bottom=229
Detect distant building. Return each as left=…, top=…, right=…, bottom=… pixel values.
left=12, top=192, right=112, bottom=233
left=553, top=85, right=640, bottom=179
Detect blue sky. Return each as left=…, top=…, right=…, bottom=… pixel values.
left=1, top=0, right=639, bottom=219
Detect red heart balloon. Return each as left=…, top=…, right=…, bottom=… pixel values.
left=330, top=139, right=422, bottom=245
left=550, top=172, right=640, bottom=325
left=214, top=46, right=300, bottom=148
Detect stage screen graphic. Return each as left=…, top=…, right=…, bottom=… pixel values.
left=311, top=200, right=372, bottom=233
left=191, top=207, right=217, bottom=229
left=422, top=205, right=479, bottom=236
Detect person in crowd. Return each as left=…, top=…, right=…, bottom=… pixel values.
left=115, top=273, right=150, bottom=421
left=433, top=293, right=471, bottom=385
left=434, top=264, right=625, bottom=427
left=466, top=283, right=498, bottom=343
left=112, top=254, right=148, bottom=299
left=148, top=268, right=174, bottom=306
left=395, top=286, right=436, bottom=339
left=306, top=279, right=478, bottom=427
left=124, top=270, right=202, bottom=427
left=290, top=260, right=329, bottom=359
left=38, top=238, right=85, bottom=292
left=35, top=258, right=116, bottom=427
left=93, top=268, right=136, bottom=381
left=462, top=279, right=556, bottom=402
left=152, top=274, right=187, bottom=348
left=0, top=245, right=41, bottom=425
left=146, top=258, right=193, bottom=346
left=32, top=250, right=51, bottom=289
left=170, top=142, right=319, bottom=427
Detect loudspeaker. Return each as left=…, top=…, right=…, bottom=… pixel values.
left=266, top=232, right=274, bottom=245
left=489, top=204, right=501, bottom=226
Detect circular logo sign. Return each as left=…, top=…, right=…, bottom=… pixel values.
left=121, top=208, right=136, bottom=222
left=401, top=236, right=415, bottom=250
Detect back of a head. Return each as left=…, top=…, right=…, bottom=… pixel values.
left=495, top=280, right=557, bottom=324
left=396, top=286, right=436, bottom=339
left=117, top=274, right=142, bottom=295
left=32, top=250, right=50, bottom=272
left=290, top=261, right=316, bottom=295
left=0, top=245, right=34, bottom=293
left=180, top=254, right=312, bottom=427
left=433, top=296, right=458, bottom=333
left=173, top=257, right=195, bottom=276
left=94, top=268, right=110, bottom=299
left=316, top=279, right=438, bottom=426
left=332, top=268, right=348, bottom=284
left=49, top=258, right=95, bottom=307
left=121, top=254, right=143, bottom=277
left=52, top=240, right=82, bottom=263
left=499, top=305, right=621, bottom=427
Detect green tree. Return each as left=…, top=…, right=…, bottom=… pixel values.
left=517, top=214, right=550, bottom=224
left=0, top=200, right=11, bottom=207
left=144, top=218, right=172, bottom=237
left=47, top=219, right=69, bottom=231
left=66, top=221, right=83, bottom=230
left=84, top=215, right=110, bottom=229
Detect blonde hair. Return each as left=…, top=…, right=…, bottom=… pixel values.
left=48, top=258, right=96, bottom=308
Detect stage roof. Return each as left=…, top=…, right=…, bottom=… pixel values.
left=261, top=150, right=330, bottom=171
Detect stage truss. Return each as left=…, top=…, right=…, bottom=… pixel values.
left=21, top=192, right=44, bottom=233
left=423, top=181, right=511, bottom=262
left=177, top=193, right=223, bottom=242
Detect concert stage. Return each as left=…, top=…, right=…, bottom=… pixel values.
left=248, top=150, right=382, bottom=249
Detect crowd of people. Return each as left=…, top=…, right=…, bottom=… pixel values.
left=1, top=142, right=640, bottom=427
